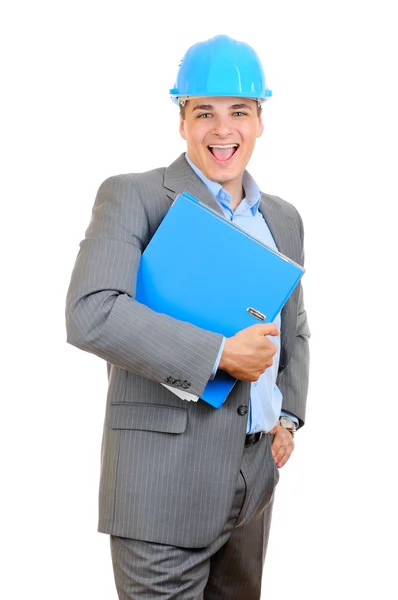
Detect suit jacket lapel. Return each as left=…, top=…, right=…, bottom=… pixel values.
left=163, top=154, right=225, bottom=217
left=258, top=195, right=295, bottom=256
left=259, top=195, right=297, bottom=372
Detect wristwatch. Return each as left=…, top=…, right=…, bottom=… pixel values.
left=279, top=416, right=297, bottom=437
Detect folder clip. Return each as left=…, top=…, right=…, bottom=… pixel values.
left=247, top=307, right=266, bottom=321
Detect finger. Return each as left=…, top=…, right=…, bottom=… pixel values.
left=257, top=338, right=277, bottom=355
left=276, top=452, right=290, bottom=469
left=273, top=439, right=291, bottom=462
left=273, top=446, right=286, bottom=465
left=271, top=435, right=283, bottom=458
left=272, top=429, right=294, bottom=458
left=276, top=447, right=292, bottom=468
left=252, top=323, right=280, bottom=337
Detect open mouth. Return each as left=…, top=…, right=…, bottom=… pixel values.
left=208, top=144, right=239, bottom=162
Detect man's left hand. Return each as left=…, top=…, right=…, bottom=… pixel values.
left=269, top=421, right=295, bottom=468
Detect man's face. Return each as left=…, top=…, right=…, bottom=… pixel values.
left=179, top=97, right=263, bottom=187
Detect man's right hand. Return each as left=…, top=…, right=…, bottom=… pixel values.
left=218, top=323, right=280, bottom=382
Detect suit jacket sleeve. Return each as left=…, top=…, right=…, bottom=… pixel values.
left=65, top=175, right=224, bottom=397
left=278, top=210, right=311, bottom=428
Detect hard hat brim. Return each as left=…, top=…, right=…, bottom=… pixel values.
left=170, top=90, right=272, bottom=106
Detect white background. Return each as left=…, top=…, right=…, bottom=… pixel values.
left=1, top=1, right=397, bottom=598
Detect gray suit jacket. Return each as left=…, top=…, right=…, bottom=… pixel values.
left=66, top=154, right=310, bottom=548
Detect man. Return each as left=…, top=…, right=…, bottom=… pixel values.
left=66, top=35, right=310, bottom=600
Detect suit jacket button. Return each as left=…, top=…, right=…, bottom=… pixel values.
left=237, top=405, right=248, bottom=416
left=182, top=381, right=191, bottom=389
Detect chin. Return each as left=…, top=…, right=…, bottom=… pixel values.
left=208, top=167, right=239, bottom=184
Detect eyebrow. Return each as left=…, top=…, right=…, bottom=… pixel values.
left=191, top=103, right=253, bottom=112
left=230, top=103, right=253, bottom=111
left=192, top=104, right=214, bottom=112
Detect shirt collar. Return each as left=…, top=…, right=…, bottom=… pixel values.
left=185, top=153, right=261, bottom=215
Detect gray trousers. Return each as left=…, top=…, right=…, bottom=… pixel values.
left=110, top=433, right=278, bottom=600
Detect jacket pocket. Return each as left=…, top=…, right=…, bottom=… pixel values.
left=108, top=402, right=187, bottom=434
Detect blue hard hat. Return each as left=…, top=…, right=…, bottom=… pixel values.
left=170, top=35, right=272, bottom=105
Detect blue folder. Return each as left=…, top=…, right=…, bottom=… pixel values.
left=135, top=192, right=305, bottom=408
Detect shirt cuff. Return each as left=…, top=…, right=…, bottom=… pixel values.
left=280, top=409, right=299, bottom=425
left=210, top=337, right=226, bottom=380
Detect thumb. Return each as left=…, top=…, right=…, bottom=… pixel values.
left=255, top=322, right=280, bottom=337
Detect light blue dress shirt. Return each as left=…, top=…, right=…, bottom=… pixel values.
left=185, top=154, right=297, bottom=434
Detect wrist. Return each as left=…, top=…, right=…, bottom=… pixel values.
left=279, top=416, right=297, bottom=437
left=218, top=337, right=233, bottom=371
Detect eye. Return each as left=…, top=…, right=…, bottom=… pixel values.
left=198, top=113, right=212, bottom=119
left=233, top=111, right=247, bottom=117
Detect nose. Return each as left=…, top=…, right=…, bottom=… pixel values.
left=211, top=115, right=233, bottom=138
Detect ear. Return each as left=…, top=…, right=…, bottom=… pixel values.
left=179, top=118, right=187, bottom=141
left=256, top=115, right=264, bottom=138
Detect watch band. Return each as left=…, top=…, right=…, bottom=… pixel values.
left=279, top=416, right=297, bottom=436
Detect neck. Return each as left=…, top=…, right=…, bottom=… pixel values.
left=222, top=180, right=245, bottom=212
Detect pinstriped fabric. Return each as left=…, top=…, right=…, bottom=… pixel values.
left=106, top=381, right=251, bottom=547
left=259, top=192, right=310, bottom=425
left=109, top=403, right=187, bottom=432
left=65, top=153, right=310, bottom=548
left=278, top=282, right=310, bottom=424
left=235, top=435, right=278, bottom=529
left=110, top=436, right=275, bottom=600
left=111, top=535, right=211, bottom=599
left=66, top=169, right=224, bottom=398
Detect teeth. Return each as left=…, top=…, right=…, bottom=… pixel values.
left=208, top=144, right=238, bottom=148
